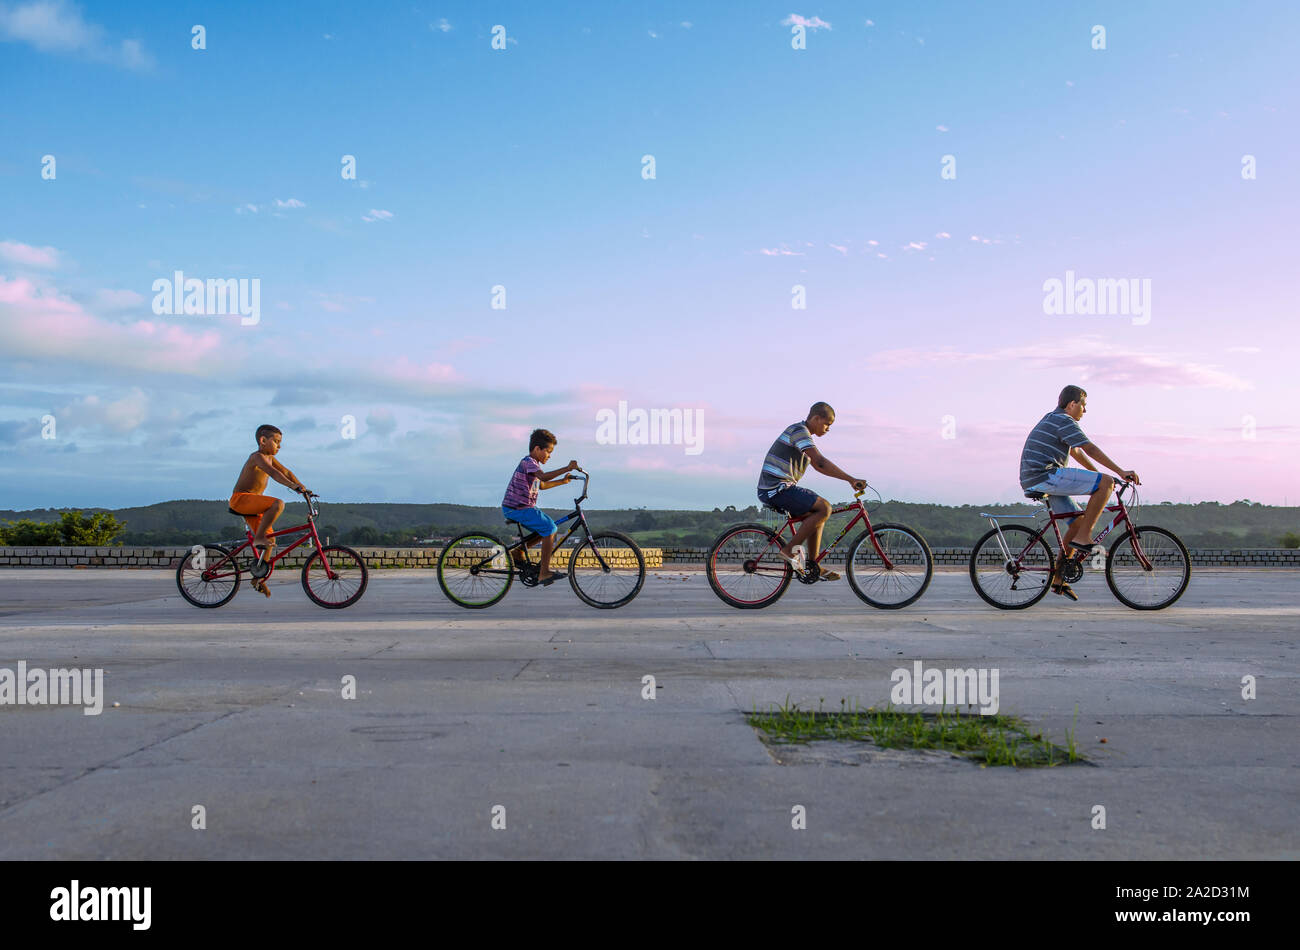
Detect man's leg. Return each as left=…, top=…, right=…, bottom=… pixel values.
left=1061, top=475, right=1114, bottom=551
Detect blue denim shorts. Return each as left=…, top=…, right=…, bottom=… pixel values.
left=1024, top=468, right=1104, bottom=516
left=757, top=485, right=818, bottom=517
left=502, top=505, right=557, bottom=537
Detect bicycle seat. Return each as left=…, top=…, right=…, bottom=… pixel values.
left=1023, top=491, right=1049, bottom=501
left=760, top=502, right=790, bottom=516
left=228, top=507, right=244, bottom=517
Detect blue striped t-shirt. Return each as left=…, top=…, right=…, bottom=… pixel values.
left=1019, top=411, right=1091, bottom=490
left=757, top=422, right=816, bottom=494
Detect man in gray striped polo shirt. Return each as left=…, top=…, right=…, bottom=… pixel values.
left=1020, top=385, right=1140, bottom=598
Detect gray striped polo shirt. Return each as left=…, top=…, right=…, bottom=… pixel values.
left=1019, top=410, right=1091, bottom=490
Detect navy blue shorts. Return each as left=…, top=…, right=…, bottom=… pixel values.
left=757, top=485, right=818, bottom=517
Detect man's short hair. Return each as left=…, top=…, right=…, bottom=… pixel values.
left=1057, top=386, right=1087, bottom=410
left=529, top=428, right=557, bottom=451
left=255, top=424, right=282, bottom=443
left=808, top=401, right=835, bottom=421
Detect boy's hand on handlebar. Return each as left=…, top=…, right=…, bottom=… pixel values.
left=851, top=478, right=867, bottom=491
left=1118, top=470, right=1140, bottom=485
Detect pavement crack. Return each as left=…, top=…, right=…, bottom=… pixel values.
left=512, top=659, right=533, bottom=681
left=0, top=708, right=243, bottom=820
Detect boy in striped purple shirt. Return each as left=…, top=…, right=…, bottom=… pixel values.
left=501, top=428, right=580, bottom=585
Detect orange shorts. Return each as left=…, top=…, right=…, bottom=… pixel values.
left=229, top=492, right=278, bottom=537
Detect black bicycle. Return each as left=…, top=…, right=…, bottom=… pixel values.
left=436, top=471, right=646, bottom=609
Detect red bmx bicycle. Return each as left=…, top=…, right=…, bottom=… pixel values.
left=175, top=491, right=368, bottom=608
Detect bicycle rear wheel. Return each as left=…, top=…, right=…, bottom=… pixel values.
left=437, top=532, right=513, bottom=608
left=1105, top=525, right=1190, bottom=610
left=706, top=523, right=792, bottom=609
left=846, top=523, right=933, bottom=608
left=302, top=545, right=369, bottom=608
left=968, top=524, right=1054, bottom=609
left=568, top=531, right=645, bottom=608
left=176, top=544, right=241, bottom=608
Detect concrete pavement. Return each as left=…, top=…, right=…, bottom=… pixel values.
left=0, top=567, right=1296, bottom=859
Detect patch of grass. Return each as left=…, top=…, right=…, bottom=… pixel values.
left=747, top=696, right=1085, bottom=768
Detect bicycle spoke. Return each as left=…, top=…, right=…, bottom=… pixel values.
left=968, top=525, right=1053, bottom=609
left=1106, top=526, right=1190, bottom=609
left=708, top=526, right=790, bottom=608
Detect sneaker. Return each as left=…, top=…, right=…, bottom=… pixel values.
left=777, top=547, right=806, bottom=572
left=1066, top=541, right=1104, bottom=560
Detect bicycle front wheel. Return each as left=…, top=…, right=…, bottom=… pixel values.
left=437, top=532, right=513, bottom=608
left=846, top=523, right=933, bottom=609
left=568, top=531, right=645, bottom=609
left=968, top=524, right=1054, bottom=609
left=1105, top=525, right=1190, bottom=610
left=176, top=544, right=241, bottom=608
left=302, top=545, right=369, bottom=608
left=706, top=523, right=792, bottom=609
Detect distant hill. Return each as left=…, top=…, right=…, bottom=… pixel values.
left=3, top=498, right=1297, bottom=549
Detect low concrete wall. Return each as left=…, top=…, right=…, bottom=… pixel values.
left=659, top=546, right=1300, bottom=567
left=0, top=545, right=1297, bottom=569
left=0, top=545, right=663, bottom=569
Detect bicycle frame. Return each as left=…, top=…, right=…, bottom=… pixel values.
left=760, top=493, right=897, bottom=572
left=478, top=472, right=614, bottom=576
left=983, top=482, right=1152, bottom=574
left=206, top=495, right=335, bottom=579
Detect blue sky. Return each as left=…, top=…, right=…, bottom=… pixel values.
left=2, top=1, right=1297, bottom=510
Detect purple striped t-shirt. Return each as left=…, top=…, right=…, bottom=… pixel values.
left=502, top=456, right=542, bottom=508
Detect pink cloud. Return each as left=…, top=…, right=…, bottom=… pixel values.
left=866, top=336, right=1252, bottom=391
left=0, top=275, right=225, bottom=375
left=782, top=14, right=831, bottom=30
left=0, top=240, right=60, bottom=268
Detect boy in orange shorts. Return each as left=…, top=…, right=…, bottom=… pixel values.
left=230, top=424, right=310, bottom=595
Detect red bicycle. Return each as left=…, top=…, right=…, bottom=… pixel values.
left=706, top=488, right=933, bottom=609
left=175, top=491, right=368, bottom=608
left=968, top=480, right=1190, bottom=610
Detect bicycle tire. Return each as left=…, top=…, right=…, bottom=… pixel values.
left=301, top=545, right=369, bottom=608
left=437, top=531, right=514, bottom=608
left=568, top=530, right=646, bottom=609
left=845, top=523, right=933, bottom=609
left=176, top=544, right=241, bottom=608
left=968, top=524, right=1054, bottom=610
left=706, top=523, right=792, bottom=609
left=1105, top=525, right=1191, bottom=610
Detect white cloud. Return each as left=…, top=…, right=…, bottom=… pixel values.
left=0, top=240, right=59, bottom=268
left=274, top=198, right=306, bottom=209
left=432, top=18, right=452, bottom=32
left=362, top=209, right=393, bottom=222
left=0, top=0, right=153, bottom=69
left=936, top=124, right=949, bottom=132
